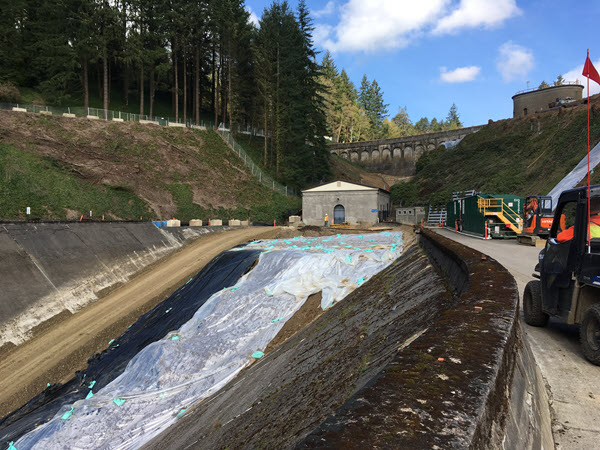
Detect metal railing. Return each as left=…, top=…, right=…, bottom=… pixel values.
left=217, top=124, right=297, bottom=197
left=0, top=102, right=214, bottom=129
left=513, top=81, right=581, bottom=96
left=477, top=197, right=523, bottom=232
left=427, top=206, right=447, bottom=224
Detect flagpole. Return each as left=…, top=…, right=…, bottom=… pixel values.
left=588, top=49, right=592, bottom=251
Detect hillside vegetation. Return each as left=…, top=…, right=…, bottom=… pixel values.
left=0, top=111, right=299, bottom=221
left=392, top=98, right=600, bottom=206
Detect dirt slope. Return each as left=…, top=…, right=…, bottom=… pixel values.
left=0, top=111, right=298, bottom=221
left=0, top=227, right=278, bottom=418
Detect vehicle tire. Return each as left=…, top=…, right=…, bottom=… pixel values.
left=523, top=280, right=549, bottom=327
left=580, top=303, right=600, bottom=366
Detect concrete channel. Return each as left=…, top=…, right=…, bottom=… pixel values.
left=147, top=228, right=553, bottom=449
left=0, top=224, right=554, bottom=448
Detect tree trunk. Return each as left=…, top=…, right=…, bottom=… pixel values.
left=103, top=47, right=109, bottom=119
left=228, top=51, right=233, bottom=131
left=195, top=46, right=200, bottom=125
left=213, top=60, right=219, bottom=129
left=139, top=64, right=144, bottom=116
left=183, top=54, right=187, bottom=124
left=82, top=59, right=89, bottom=110
left=275, top=43, right=280, bottom=177
left=221, top=50, right=226, bottom=126
left=173, top=41, right=179, bottom=122
left=149, top=67, right=155, bottom=120
left=263, top=99, right=268, bottom=167
left=97, top=66, right=102, bottom=104
left=123, top=64, right=129, bottom=106
left=212, top=45, right=216, bottom=115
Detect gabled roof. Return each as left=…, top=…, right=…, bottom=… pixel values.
left=302, top=180, right=380, bottom=193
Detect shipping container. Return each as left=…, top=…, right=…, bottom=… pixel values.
left=446, top=193, right=524, bottom=238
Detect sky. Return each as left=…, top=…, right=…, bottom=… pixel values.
left=244, top=0, right=600, bottom=127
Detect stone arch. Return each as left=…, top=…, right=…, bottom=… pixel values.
left=341, top=151, right=349, bottom=160
left=393, top=147, right=402, bottom=159
left=350, top=151, right=359, bottom=161
left=371, top=149, right=380, bottom=161
left=382, top=148, right=391, bottom=160
left=427, top=143, right=435, bottom=151
left=404, top=146, right=414, bottom=159
left=415, top=144, right=425, bottom=158
left=361, top=150, right=370, bottom=161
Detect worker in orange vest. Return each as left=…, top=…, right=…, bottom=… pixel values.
left=324, top=213, right=329, bottom=227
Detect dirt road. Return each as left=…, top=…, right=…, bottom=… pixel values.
left=0, top=227, right=278, bottom=419
left=432, top=228, right=600, bottom=449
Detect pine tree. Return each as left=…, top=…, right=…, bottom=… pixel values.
left=446, top=103, right=462, bottom=129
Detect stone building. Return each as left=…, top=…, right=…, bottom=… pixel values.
left=302, top=181, right=391, bottom=226
left=395, top=206, right=426, bottom=226
left=512, top=84, right=583, bottom=118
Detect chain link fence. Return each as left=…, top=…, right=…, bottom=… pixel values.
left=218, top=124, right=297, bottom=197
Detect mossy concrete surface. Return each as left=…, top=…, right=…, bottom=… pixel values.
left=301, top=229, right=549, bottom=449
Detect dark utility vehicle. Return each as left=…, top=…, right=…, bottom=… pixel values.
left=524, top=186, right=600, bottom=364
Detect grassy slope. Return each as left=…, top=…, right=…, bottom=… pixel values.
left=0, top=111, right=299, bottom=221
left=409, top=102, right=600, bottom=205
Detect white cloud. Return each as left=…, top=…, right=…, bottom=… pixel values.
left=440, top=65, right=481, bottom=83
left=246, top=6, right=259, bottom=28
left=433, top=0, right=521, bottom=34
left=316, top=0, right=449, bottom=52
left=563, top=59, right=600, bottom=96
left=496, top=41, right=534, bottom=82
left=314, top=1, right=335, bottom=18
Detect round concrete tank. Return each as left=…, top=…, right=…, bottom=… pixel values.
left=512, top=84, right=583, bottom=118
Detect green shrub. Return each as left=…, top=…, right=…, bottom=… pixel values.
left=0, top=82, right=21, bottom=103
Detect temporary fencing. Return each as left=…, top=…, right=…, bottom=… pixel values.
left=10, top=232, right=403, bottom=449
left=0, top=102, right=214, bottom=129
left=217, top=123, right=297, bottom=197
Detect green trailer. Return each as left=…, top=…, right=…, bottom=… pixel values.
left=446, top=193, right=524, bottom=238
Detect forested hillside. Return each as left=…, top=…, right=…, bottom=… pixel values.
left=0, top=0, right=329, bottom=188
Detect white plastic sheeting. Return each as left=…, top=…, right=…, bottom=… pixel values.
left=15, top=232, right=403, bottom=449
left=548, top=141, right=600, bottom=209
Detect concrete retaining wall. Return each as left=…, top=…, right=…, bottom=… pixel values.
left=302, top=229, right=553, bottom=448
left=0, top=223, right=221, bottom=347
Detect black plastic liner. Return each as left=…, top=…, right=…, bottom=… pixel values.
left=0, top=248, right=261, bottom=444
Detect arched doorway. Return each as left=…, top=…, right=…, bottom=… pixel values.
left=334, top=204, right=345, bottom=224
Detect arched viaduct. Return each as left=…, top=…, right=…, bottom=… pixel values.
left=329, top=125, right=484, bottom=176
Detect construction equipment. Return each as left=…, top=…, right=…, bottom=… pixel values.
left=524, top=185, right=600, bottom=365
left=517, top=196, right=554, bottom=246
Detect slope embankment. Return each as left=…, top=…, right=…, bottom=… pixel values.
left=0, top=224, right=279, bottom=419
left=0, top=222, right=216, bottom=349
left=146, top=228, right=552, bottom=449
left=0, top=111, right=299, bottom=222
left=395, top=95, right=600, bottom=205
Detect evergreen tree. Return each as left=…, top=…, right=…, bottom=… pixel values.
left=445, top=103, right=462, bottom=129
left=554, top=74, right=564, bottom=86
left=538, top=80, right=550, bottom=89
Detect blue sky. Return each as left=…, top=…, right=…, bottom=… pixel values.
left=245, top=0, right=600, bottom=127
